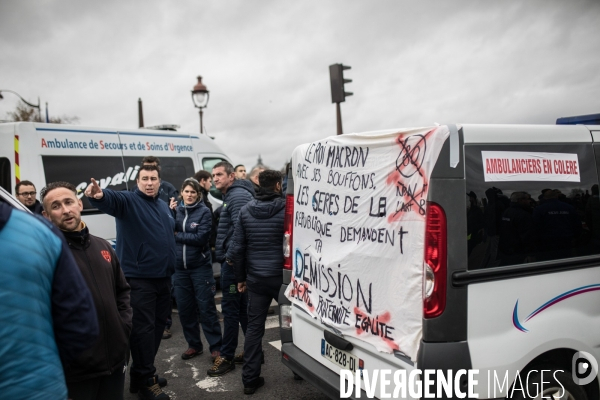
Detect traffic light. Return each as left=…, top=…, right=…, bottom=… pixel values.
left=329, top=64, right=353, bottom=103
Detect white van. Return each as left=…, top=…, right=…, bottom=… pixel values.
left=0, top=122, right=230, bottom=276
left=278, top=124, right=600, bottom=400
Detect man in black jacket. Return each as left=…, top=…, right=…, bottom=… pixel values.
left=229, top=170, right=285, bottom=394
left=207, top=161, right=255, bottom=377
left=15, top=180, right=44, bottom=214
left=42, top=181, right=132, bottom=400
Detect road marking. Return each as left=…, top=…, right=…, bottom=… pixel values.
left=195, top=377, right=229, bottom=392
left=265, top=315, right=279, bottom=330
left=163, top=354, right=177, bottom=363
left=269, top=340, right=282, bottom=351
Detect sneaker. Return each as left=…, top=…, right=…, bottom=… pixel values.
left=162, top=329, right=172, bottom=340
left=181, top=347, right=203, bottom=360
left=210, top=350, right=220, bottom=362
left=129, top=375, right=167, bottom=394
left=207, top=356, right=235, bottom=377
left=138, top=376, right=169, bottom=399
left=244, top=377, right=265, bottom=395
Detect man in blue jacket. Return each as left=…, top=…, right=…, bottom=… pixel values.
left=0, top=202, right=98, bottom=400
left=229, top=170, right=285, bottom=394
left=85, top=164, right=176, bottom=400
left=207, top=161, right=255, bottom=377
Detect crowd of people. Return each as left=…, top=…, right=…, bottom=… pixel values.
left=0, top=157, right=286, bottom=399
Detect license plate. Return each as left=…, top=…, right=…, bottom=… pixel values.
left=321, top=339, right=358, bottom=372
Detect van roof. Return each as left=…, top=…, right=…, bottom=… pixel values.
left=2, top=121, right=205, bottom=140
left=461, top=124, right=597, bottom=144
left=346, top=124, right=600, bottom=144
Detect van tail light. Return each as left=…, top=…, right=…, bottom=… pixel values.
left=423, top=202, right=447, bottom=318
left=283, top=193, right=295, bottom=270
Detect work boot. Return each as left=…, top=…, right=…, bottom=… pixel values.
left=233, top=352, right=244, bottom=364
left=234, top=351, right=264, bottom=364
left=130, top=375, right=167, bottom=394
left=244, top=377, right=265, bottom=395
left=138, top=376, right=169, bottom=399
left=181, top=347, right=203, bottom=360
left=207, top=356, right=235, bottom=377
left=211, top=350, right=220, bottom=362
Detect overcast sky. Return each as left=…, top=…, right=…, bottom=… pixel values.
left=1, top=1, right=599, bottom=170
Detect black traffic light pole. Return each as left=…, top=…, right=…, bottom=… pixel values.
left=329, top=64, right=352, bottom=135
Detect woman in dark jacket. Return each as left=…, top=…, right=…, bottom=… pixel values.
left=170, top=178, right=222, bottom=360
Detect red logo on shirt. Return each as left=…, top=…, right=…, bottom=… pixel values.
left=101, top=250, right=111, bottom=262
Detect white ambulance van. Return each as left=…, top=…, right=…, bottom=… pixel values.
left=0, top=122, right=230, bottom=265
left=279, top=124, right=600, bottom=400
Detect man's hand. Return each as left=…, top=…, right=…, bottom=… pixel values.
left=237, top=282, right=246, bottom=293
left=84, top=178, right=104, bottom=199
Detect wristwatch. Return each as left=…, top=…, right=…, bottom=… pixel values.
left=226, top=258, right=233, bottom=265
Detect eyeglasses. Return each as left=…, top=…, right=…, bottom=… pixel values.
left=18, top=191, right=37, bottom=197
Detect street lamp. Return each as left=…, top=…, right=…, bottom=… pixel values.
left=0, top=89, right=42, bottom=121
left=191, top=76, right=209, bottom=133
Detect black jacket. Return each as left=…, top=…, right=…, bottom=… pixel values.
left=216, top=179, right=255, bottom=262
left=61, top=226, right=132, bottom=382
left=175, top=201, right=212, bottom=270
left=229, top=190, right=285, bottom=282
left=26, top=199, right=44, bottom=215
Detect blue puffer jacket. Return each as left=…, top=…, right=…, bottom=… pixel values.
left=175, top=201, right=212, bottom=270
left=0, top=204, right=98, bottom=400
left=215, top=179, right=255, bottom=262
left=228, top=191, right=286, bottom=282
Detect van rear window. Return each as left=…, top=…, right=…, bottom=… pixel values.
left=465, top=144, right=600, bottom=269
left=42, top=156, right=194, bottom=210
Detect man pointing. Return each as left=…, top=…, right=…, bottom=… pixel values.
left=85, top=164, right=176, bottom=400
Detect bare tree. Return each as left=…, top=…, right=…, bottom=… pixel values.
left=6, top=101, right=79, bottom=124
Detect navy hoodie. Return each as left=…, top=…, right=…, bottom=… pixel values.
left=88, top=188, right=176, bottom=278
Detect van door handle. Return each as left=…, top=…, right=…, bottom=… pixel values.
left=324, top=330, right=353, bottom=351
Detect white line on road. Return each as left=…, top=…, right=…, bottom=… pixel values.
left=195, top=377, right=229, bottom=392
left=265, top=315, right=279, bottom=330
left=269, top=340, right=282, bottom=351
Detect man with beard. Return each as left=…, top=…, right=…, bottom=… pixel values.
left=42, top=181, right=132, bottom=400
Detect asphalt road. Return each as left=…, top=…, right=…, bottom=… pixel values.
left=123, top=298, right=331, bottom=400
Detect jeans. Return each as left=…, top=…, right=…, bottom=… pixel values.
left=127, top=277, right=171, bottom=384
left=242, top=276, right=280, bottom=385
left=219, top=262, right=248, bottom=360
left=173, top=267, right=222, bottom=352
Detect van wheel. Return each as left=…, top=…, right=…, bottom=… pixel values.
left=509, top=369, right=587, bottom=400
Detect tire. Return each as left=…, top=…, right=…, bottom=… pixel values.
left=509, top=369, right=587, bottom=400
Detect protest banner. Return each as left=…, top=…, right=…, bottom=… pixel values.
left=285, top=126, right=450, bottom=360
